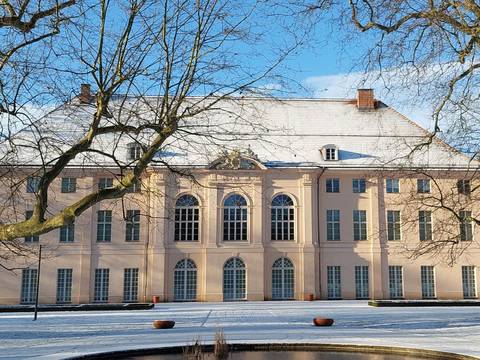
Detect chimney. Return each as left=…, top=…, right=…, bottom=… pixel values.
left=79, top=83, right=91, bottom=104
left=356, top=88, right=376, bottom=111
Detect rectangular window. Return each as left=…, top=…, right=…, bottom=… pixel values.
left=56, top=268, right=73, bottom=304
left=126, top=179, right=141, bottom=193
left=125, top=210, right=140, bottom=242
left=386, top=178, right=399, bottom=193
left=457, top=180, right=471, bottom=195
left=419, top=211, right=432, bottom=241
left=460, top=211, right=473, bottom=241
left=96, top=210, right=112, bottom=242
left=326, top=178, right=340, bottom=193
left=325, top=148, right=337, bottom=160
left=98, top=177, right=113, bottom=190
left=462, top=266, right=477, bottom=299
left=353, top=210, right=367, bottom=241
left=26, top=176, right=40, bottom=193
left=21, top=268, right=38, bottom=304
left=417, top=179, right=430, bottom=193
left=94, top=268, right=109, bottom=303
left=352, top=178, right=366, bottom=193
left=389, top=266, right=403, bottom=299
left=355, top=265, right=369, bottom=299
left=59, top=222, right=75, bottom=243
left=61, top=177, right=77, bottom=193
left=24, top=210, right=39, bottom=243
left=327, top=265, right=341, bottom=299
left=326, top=210, right=340, bottom=241
left=387, top=210, right=401, bottom=241
left=123, top=268, right=139, bottom=302
left=421, top=266, right=436, bottom=299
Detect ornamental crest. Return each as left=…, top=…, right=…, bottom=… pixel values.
left=209, top=148, right=264, bottom=170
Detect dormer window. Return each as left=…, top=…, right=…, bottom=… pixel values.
left=127, top=143, right=142, bottom=161
left=322, top=145, right=339, bottom=161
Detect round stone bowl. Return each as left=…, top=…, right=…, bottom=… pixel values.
left=313, top=317, right=334, bottom=327
left=152, top=320, right=175, bottom=329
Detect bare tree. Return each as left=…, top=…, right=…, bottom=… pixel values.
left=0, top=0, right=306, bottom=267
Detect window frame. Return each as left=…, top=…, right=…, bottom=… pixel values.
left=98, top=177, right=113, bottom=190
left=20, top=268, right=38, bottom=304
left=353, top=210, right=367, bottom=241
left=125, top=210, right=140, bottom=242
left=123, top=268, right=139, bottom=303
left=327, top=265, right=341, bottom=300
left=61, top=177, right=77, bottom=193
left=173, top=259, right=197, bottom=301
left=386, top=178, right=400, bottom=193
left=389, top=265, right=404, bottom=299
left=355, top=265, right=369, bottom=300
left=223, top=257, right=246, bottom=301
left=462, top=266, right=477, bottom=299
left=420, top=265, right=436, bottom=299
left=326, top=178, right=340, bottom=193
left=272, top=257, right=294, bottom=300
left=223, top=194, right=248, bottom=242
left=457, top=180, right=471, bottom=195
left=96, top=210, right=112, bottom=242
left=417, top=179, right=431, bottom=193
left=460, top=210, right=474, bottom=241
left=174, top=195, right=200, bottom=242
left=419, top=210, right=433, bottom=241
left=387, top=210, right=401, bottom=241
left=352, top=178, right=366, bottom=193
left=93, top=268, right=109, bottom=303
left=26, top=176, right=40, bottom=193
left=59, top=221, right=75, bottom=243
left=56, top=268, right=73, bottom=304
left=326, top=209, right=340, bottom=241
left=127, top=143, right=142, bottom=161
left=271, top=194, right=295, bottom=241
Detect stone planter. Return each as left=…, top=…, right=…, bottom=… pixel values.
left=306, top=294, right=314, bottom=301
left=153, top=320, right=175, bottom=329
left=152, top=295, right=160, bottom=303
left=313, top=317, right=334, bottom=326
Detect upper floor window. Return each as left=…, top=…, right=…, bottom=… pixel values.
left=24, top=210, right=39, bottom=243
left=419, top=210, right=432, bottom=241
left=417, top=179, right=430, bottom=193
left=353, top=210, right=367, bottom=241
left=352, top=179, right=366, bottom=193
left=175, top=195, right=199, bottom=242
left=26, top=176, right=40, bottom=193
left=326, top=178, right=340, bottom=193
left=460, top=210, right=473, bottom=241
left=321, top=145, right=339, bottom=161
left=271, top=194, right=295, bottom=241
left=61, top=177, right=77, bottom=193
left=97, top=210, right=112, bottom=242
left=127, top=143, right=142, bottom=161
left=60, top=221, right=75, bottom=243
left=223, top=194, right=247, bottom=241
left=387, top=210, right=401, bottom=241
left=326, top=209, right=340, bottom=241
left=125, top=210, right=140, bottom=242
left=458, top=180, right=471, bottom=195
left=126, top=178, right=141, bottom=193
left=386, top=178, right=399, bottom=193
left=98, top=177, right=113, bottom=190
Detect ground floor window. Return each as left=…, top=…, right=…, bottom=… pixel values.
left=462, top=266, right=477, bottom=299
left=421, top=266, right=436, bottom=299
left=327, top=266, right=341, bottom=299
left=123, top=268, right=139, bottom=303
left=389, top=266, right=403, bottom=299
left=355, top=265, right=369, bottom=299
left=21, top=268, right=37, bottom=304
left=223, top=257, right=246, bottom=301
left=174, top=259, right=197, bottom=301
left=272, top=257, right=294, bottom=300
left=56, top=268, right=73, bottom=304
left=94, top=268, right=109, bottom=303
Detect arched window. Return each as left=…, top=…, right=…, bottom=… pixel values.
left=271, top=194, right=295, bottom=241
left=272, top=257, right=294, bottom=300
left=223, top=194, right=247, bottom=241
left=175, top=195, right=199, bottom=242
left=173, top=259, right=197, bottom=301
left=223, top=257, right=246, bottom=301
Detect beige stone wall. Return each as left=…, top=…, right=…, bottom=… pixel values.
left=0, top=168, right=479, bottom=304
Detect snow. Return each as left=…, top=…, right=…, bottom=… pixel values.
left=0, top=301, right=479, bottom=360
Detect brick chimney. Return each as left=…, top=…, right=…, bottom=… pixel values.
left=79, top=83, right=92, bottom=104
left=357, top=89, right=376, bottom=111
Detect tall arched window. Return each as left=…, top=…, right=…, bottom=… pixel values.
left=223, top=257, right=246, bottom=301
left=271, top=194, right=295, bottom=241
left=173, top=259, right=197, bottom=301
left=223, top=194, right=247, bottom=241
left=175, top=195, right=199, bottom=242
left=272, top=257, right=294, bottom=300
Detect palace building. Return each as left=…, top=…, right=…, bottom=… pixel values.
left=0, top=88, right=478, bottom=304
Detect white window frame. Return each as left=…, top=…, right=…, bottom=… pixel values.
left=462, top=266, right=477, bottom=299
left=127, top=143, right=142, bottom=161
left=421, top=265, right=436, bottom=299
left=223, top=194, right=248, bottom=241
left=59, top=221, right=75, bottom=243
left=21, top=268, right=38, bottom=304
left=125, top=210, right=140, bottom=242
left=56, top=268, right=73, bottom=304
left=174, top=259, right=197, bottom=301
left=355, top=265, right=369, bottom=299
left=123, top=268, right=139, bottom=303
left=98, top=177, right=113, bottom=190
left=61, top=177, right=77, bottom=193
left=327, top=265, right=341, bottom=299
left=272, top=257, right=294, bottom=300
left=460, top=210, right=474, bottom=241
left=223, top=257, right=246, bottom=301
left=353, top=210, right=367, bottom=241
left=389, top=266, right=404, bottom=299
left=417, top=179, right=431, bottom=193
left=419, top=210, right=433, bottom=241
left=94, top=268, right=109, bottom=303
left=387, top=210, right=401, bottom=241
left=174, top=195, right=200, bottom=242
left=386, top=178, right=400, bottom=193
left=271, top=194, right=295, bottom=241
left=326, top=178, right=340, bottom=193
left=352, top=178, right=366, bottom=193
left=96, top=210, right=112, bottom=242
left=326, top=209, right=340, bottom=241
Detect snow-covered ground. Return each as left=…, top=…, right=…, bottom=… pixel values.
left=0, top=301, right=479, bottom=360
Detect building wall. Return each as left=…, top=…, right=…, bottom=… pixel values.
left=0, top=168, right=479, bottom=304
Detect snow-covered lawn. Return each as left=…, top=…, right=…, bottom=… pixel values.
left=0, top=301, right=479, bottom=360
